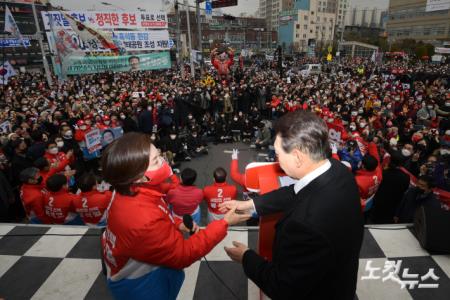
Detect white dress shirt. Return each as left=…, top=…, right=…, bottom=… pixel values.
left=293, top=159, right=331, bottom=194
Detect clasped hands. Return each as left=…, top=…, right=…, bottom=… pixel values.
left=219, top=200, right=254, bottom=264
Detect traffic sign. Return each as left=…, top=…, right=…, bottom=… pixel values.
left=205, top=0, right=212, bottom=15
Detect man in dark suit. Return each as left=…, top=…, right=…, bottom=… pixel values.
left=222, top=110, right=364, bottom=300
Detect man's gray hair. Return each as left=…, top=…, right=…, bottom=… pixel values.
left=274, top=110, right=330, bottom=162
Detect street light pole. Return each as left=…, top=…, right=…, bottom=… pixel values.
left=195, top=0, right=203, bottom=71
left=32, top=2, right=52, bottom=87
left=184, top=0, right=195, bottom=78
left=175, top=0, right=184, bottom=77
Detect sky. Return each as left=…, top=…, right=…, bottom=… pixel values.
left=50, top=0, right=390, bottom=16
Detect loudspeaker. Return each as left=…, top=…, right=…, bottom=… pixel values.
left=414, top=199, right=450, bottom=253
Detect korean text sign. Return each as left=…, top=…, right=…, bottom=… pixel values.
left=41, top=11, right=168, bottom=30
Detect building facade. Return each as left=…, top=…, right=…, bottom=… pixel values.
left=278, top=0, right=336, bottom=53
left=386, top=0, right=450, bottom=42
left=168, top=11, right=277, bottom=57
left=259, top=0, right=293, bottom=31
left=0, top=2, right=48, bottom=69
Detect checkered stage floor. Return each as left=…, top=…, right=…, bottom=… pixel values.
left=0, top=224, right=449, bottom=300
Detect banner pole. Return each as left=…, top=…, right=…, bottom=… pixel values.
left=31, top=2, right=53, bottom=87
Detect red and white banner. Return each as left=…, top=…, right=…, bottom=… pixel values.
left=42, top=11, right=168, bottom=30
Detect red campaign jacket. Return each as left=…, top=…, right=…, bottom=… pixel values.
left=102, top=186, right=228, bottom=279
left=74, top=127, right=91, bottom=142
left=44, top=152, right=67, bottom=166
left=42, top=189, right=80, bottom=224
left=230, top=159, right=246, bottom=189
left=354, top=142, right=383, bottom=202
left=39, top=156, right=71, bottom=188
left=73, top=190, right=112, bottom=225
left=270, top=97, right=281, bottom=108
left=166, top=185, right=203, bottom=216
left=20, top=184, right=49, bottom=223
left=203, top=182, right=237, bottom=215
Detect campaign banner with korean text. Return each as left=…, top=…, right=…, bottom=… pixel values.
left=112, top=30, right=170, bottom=51
left=85, top=129, right=102, bottom=154
left=46, top=30, right=170, bottom=54
left=41, top=11, right=168, bottom=30
left=56, top=52, right=171, bottom=75
left=80, top=127, right=123, bottom=159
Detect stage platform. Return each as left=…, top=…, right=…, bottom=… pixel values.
left=0, top=223, right=449, bottom=300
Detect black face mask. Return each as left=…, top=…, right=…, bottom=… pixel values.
left=36, top=176, right=43, bottom=185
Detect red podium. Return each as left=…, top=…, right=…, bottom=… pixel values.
left=245, top=162, right=294, bottom=299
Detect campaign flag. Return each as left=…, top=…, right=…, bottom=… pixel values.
left=63, top=12, right=119, bottom=54
left=4, top=5, right=28, bottom=48
left=0, top=61, right=18, bottom=85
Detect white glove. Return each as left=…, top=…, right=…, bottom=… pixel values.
left=232, top=149, right=239, bottom=160
left=331, top=143, right=338, bottom=154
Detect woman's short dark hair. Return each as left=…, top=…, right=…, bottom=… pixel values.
left=78, top=172, right=97, bottom=193
left=181, top=168, right=197, bottom=186
left=101, top=132, right=152, bottom=196
left=274, top=110, right=330, bottom=162
left=213, top=167, right=227, bottom=183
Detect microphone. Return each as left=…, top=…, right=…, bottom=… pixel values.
left=183, top=214, right=194, bottom=235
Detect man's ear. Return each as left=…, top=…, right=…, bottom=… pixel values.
left=291, top=148, right=304, bottom=167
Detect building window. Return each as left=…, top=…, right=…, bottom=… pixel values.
left=304, top=15, right=308, bottom=20
left=296, top=34, right=299, bottom=38
left=311, top=11, right=314, bottom=15
left=303, top=34, right=307, bottom=38
left=296, top=24, right=300, bottom=29
left=304, top=25, right=308, bottom=29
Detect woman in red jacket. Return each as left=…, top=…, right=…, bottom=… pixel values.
left=101, top=132, right=249, bottom=300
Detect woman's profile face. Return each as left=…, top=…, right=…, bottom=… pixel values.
left=147, top=144, right=163, bottom=171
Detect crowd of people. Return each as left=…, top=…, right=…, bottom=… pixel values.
left=0, top=56, right=449, bottom=226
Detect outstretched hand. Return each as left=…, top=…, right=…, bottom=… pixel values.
left=232, top=148, right=239, bottom=160
left=224, top=241, right=249, bottom=263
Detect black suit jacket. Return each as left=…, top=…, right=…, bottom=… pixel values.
left=243, top=159, right=364, bottom=300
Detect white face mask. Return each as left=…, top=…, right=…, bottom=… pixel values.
left=49, top=147, right=58, bottom=155
left=233, top=118, right=238, bottom=121
left=63, top=131, right=73, bottom=139
left=80, top=125, right=87, bottom=131
left=440, top=149, right=450, bottom=156
left=170, top=135, right=176, bottom=140
left=120, top=115, right=126, bottom=120
left=56, top=141, right=64, bottom=148
left=402, top=149, right=412, bottom=157
left=349, top=125, right=356, bottom=131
